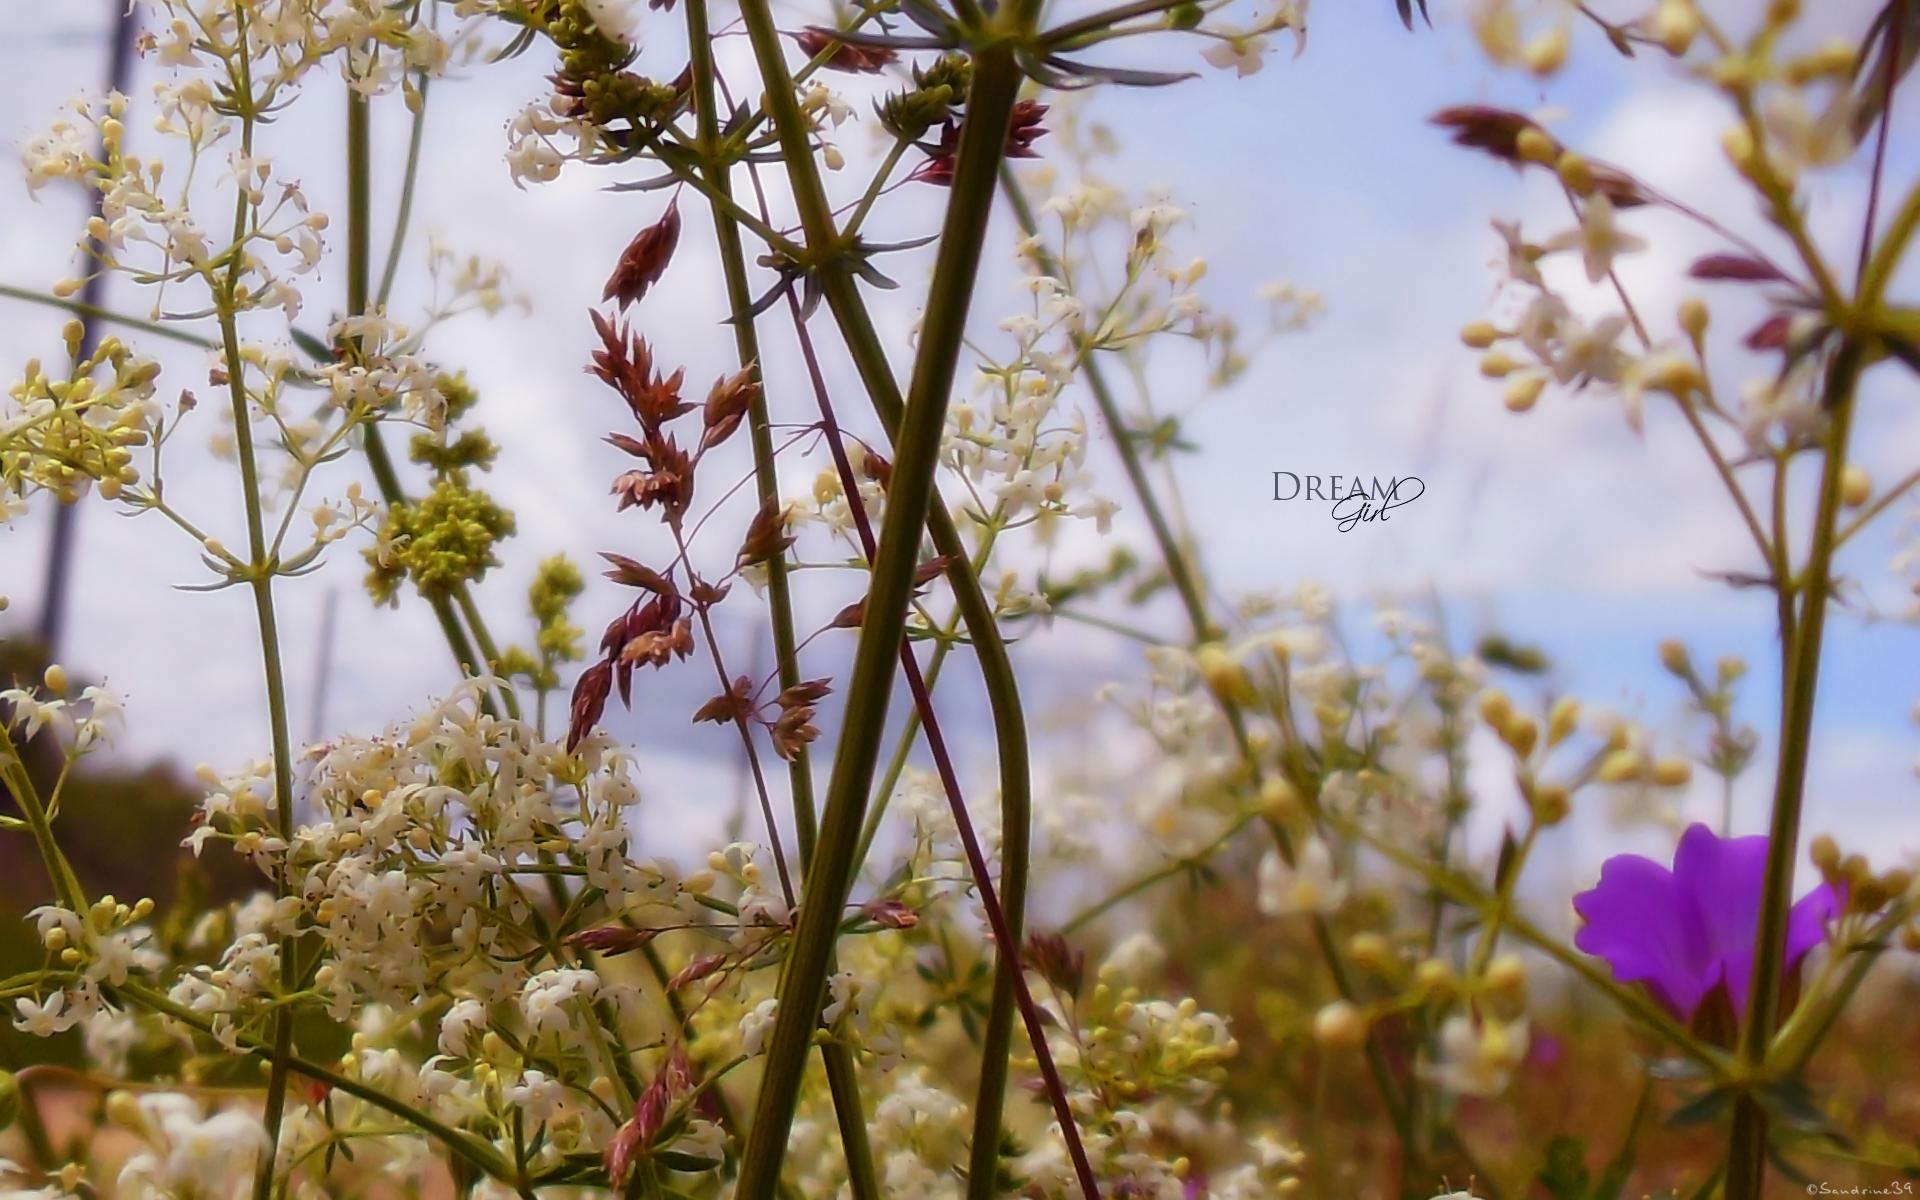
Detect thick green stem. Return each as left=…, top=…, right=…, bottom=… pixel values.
left=728, top=13, right=1036, bottom=1199
left=784, top=291, right=1036, bottom=1200
left=681, top=2, right=878, bottom=1190
left=1726, top=339, right=1865, bottom=1200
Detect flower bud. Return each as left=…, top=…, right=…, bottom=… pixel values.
left=1504, top=373, right=1547, bottom=413
left=1679, top=297, right=1710, bottom=341
left=1257, top=775, right=1302, bottom=818
left=106, top=1089, right=146, bottom=1134
left=43, top=664, right=68, bottom=695
left=1347, top=932, right=1393, bottom=973
left=1523, top=26, right=1569, bottom=76
left=1414, top=958, right=1455, bottom=991
left=1501, top=714, right=1539, bottom=760
left=1461, top=321, right=1502, bottom=349
left=1197, top=642, right=1256, bottom=705
left=1809, top=834, right=1841, bottom=873
left=1479, top=351, right=1521, bottom=378
left=1531, top=783, right=1571, bottom=825
left=1312, top=999, right=1368, bottom=1050
left=1659, top=639, right=1691, bottom=676
left=1556, top=152, right=1595, bottom=196
left=1479, top=690, right=1514, bottom=730
left=1485, top=952, right=1527, bottom=994
left=1548, top=696, right=1580, bottom=746
left=1841, top=464, right=1871, bottom=508
left=1852, top=876, right=1892, bottom=916
left=1842, top=854, right=1872, bottom=890
left=1650, top=0, right=1699, bottom=55
left=1723, top=125, right=1757, bottom=173
left=1650, top=758, right=1693, bottom=787
left=1515, top=127, right=1558, bottom=165
left=1597, top=750, right=1642, bottom=784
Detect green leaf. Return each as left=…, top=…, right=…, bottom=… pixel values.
left=290, top=325, right=334, bottom=363
left=1667, top=1086, right=1734, bottom=1129
left=656, top=1151, right=726, bottom=1173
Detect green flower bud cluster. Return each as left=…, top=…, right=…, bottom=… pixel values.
left=409, top=428, right=500, bottom=477
left=878, top=55, right=972, bottom=141
left=581, top=73, right=684, bottom=129
left=364, top=474, right=516, bottom=605
left=503, top=554, right=586, bottom=692
left=2, top=322, right=160, bottom=507
left=537, top=0, right=682, bottom=129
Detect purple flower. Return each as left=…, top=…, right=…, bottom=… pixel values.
left=1572, top=824, right=1841, bottom=1025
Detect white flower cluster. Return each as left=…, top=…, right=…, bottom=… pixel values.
left=318, top=310, right=450, bottom=430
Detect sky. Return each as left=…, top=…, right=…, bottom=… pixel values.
left=0, top=0, right=1917, bottom=892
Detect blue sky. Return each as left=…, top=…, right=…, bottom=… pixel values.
left=1, top=0, right=1916, bottom=877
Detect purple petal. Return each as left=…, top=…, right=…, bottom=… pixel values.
left=1573, top=825, right=1843, bottom=1025
left=1785, top=881, right=1842, bottom=967
left=1573, top=851, right=1712, bottom=1019
left=1671, top=823, right=1768, bottom=1014
left=1673, top=824, right=1768, bottom=963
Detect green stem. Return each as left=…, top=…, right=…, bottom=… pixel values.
left=851, top=600, right=967, bottom=874
left=0, top=1024, right=56, bottom=1172
left=0, top=724, right=89, bottom=915
left=345, top=80, right=499, bottom=717
left=680, top=5, right=879, bottom=1187
left=1061, top=812, right=1257, bottom=934
left=1467, top=819, right=1539, bottom=977
left=203, top=38, right=300, bottom=1200
left=787, top=296, right=1039, bottom=1200
left=0, top=284, right=216, bottom=348
left=1861, top=181, right=1920, bottom=305
left=1040, top=0, right=1192, bottom=46
left=728, top=13, right=1041, bottom=1200
left=685, top=0, right=818, bottom=866
left=376, top=72, right=431, bottom=308
left=115, top=982, right=514, bottom=1182
left=454, top=585, right=522, bottom=721
left=1726, top=339, right=1865, bottom=1200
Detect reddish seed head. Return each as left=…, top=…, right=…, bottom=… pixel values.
left=793, top=29, right=897, bottom=73
left=603, top=199, right=681, bottom=310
